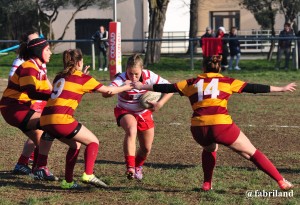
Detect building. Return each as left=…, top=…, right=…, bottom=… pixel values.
left=51, top=0, right=286, bottom=54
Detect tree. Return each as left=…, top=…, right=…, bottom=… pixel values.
left=240, top=0, right=279, bottom=60
left=0, top=0, right=38, bottom=41
left=145, top=0, right=170, bottom=65
left=187, top=0, right=199, bottom=54
left=279, top=0, right=300, bottom=31
left=37, top=0, right=112, bottom=40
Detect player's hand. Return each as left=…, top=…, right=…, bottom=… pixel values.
left=83, top=65, right=90, bottom=75
left=148, top=101, right=162, bottom=112
left=133, top=82, right=143, bottom=90
left=283, top=82, right=296, bottom=92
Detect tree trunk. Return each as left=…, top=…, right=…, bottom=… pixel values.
left=187, top=0, right=199, bottom=54
left=267, top=5, right=276, bottom=61
left=145, top=0, right=169, bottom=66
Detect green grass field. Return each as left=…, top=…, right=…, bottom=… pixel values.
left=0, top=53, right=299, bottom=204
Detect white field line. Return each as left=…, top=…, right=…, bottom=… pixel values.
left=168, top=123, right=300, bottom=128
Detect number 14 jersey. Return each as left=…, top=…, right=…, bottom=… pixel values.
left=174, top=73, right=247, bottom=126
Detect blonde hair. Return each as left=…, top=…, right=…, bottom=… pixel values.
left=203, top=55, right=222, bottom=73
left=126, top=53, right=144, bottom=69
left=58, top=49, right=83, bottom=77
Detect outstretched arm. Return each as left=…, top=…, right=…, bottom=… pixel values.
left=134, top=82, right=178, bottom=93
left=270, top=83, right=296, bottom=92
left=242, top=82, right=296, bottom=93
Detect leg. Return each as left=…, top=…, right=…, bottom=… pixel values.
left=201, top=143, right=218, bottom=191
left=119, top=114, right=138, bottom=179
left=102, top=49, right=108, bottom=70
left=285, top=48, right=291, bottom=69
left=228, top=55, right=234, bottom=69
left=275, top=47, right=283, bottom=69
left=13, top=137, right=37, bottom=175
left=134, top=128, right=154, bottom=180
left=228, top=131, right=293, bottom=190
left=70, top=124, right=107, bottom=187
left=235, top=53, right=241, bottom=68
left=98, top=48, right=102, bottom=70
left=58, top=137, right=81, bottom=183
left=136, top=128, right=154, bottom=166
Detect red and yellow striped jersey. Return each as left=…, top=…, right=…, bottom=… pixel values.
left=175, top=73, right=247, bottom=126
left=40, top=70, right=103, bottom=126
left=0, top=59, right=51, bottom=108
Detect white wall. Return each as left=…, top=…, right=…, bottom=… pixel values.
left=164, top=0, right=190, bottom=32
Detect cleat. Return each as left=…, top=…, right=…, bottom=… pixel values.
left=201, top=182, right=212, bottom=191
left=81, top=172, right=107, bottom=188
left=126, top=167, right=135, bottom=180
left=278, top=179, right=293, bottom=191
left=32, top=166, right=59, bottom=181
left=61, top=180, right=80, bottom=189
left=135, top=166, right=143, bottom=180
left=104, top=67, right=108, bottom=71
left=13, top=164, right=31, bottom=175
left=98, top=68, right=103, bottom=71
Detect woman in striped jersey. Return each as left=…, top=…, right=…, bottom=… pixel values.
left=40, top=49, right=132, bottom=189
left=0, top=38, right=58, bottom=181
left=133, top=55, right=296, bottom=191
left=103, top=54, right=173, bottom=180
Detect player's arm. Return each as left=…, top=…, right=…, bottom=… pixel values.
left=134, top=82, right=178, bottom=93
left=98, top=82, right=132, bottom=95
left=242, top=82, right=296, bottom=93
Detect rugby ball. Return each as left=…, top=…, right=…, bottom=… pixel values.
left=139, top=91, right=162, bottom=109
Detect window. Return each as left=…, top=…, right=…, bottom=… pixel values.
left=210, top=11, right=240, bottom=31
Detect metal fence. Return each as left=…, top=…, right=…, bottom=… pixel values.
left=1, top=35, right=299, bottom=70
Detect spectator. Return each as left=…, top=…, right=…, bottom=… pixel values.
left=275, top=23, right=294, bottom=70
left=92, top=25, right=109, bottom=71
left=199, top=27, right=215, bottom=49
left=216, top=26, right=229, bottom=71
left=228, top=27, right=241, bottom=70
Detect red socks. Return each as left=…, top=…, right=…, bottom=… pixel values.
left=202, top=150, right=217, bottom=183
left=65, top=148, right=80, bottom=182
left=135, top=155, right=146, bottom=167
left=125, top=155, right=135, bottom=168
left=250, top=149, right=283, bottom=182
left=17, top=155, right=29, bottom=165
left=36, top=153, right=48, bottom=168
left=84, top=142, right=99, bottom=175
left=32, top=146, right=39, bottom=169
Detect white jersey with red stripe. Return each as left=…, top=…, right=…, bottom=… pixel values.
left=111, top=69, right=170, bottom=112
left=9, top=57, right=24, bottom=77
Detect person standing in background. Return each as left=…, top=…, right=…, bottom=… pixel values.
left=92, top=25, right=109, bottom=71
left=228, top=27, right=241, bottom=71
left=275, top=23, right=294, bottom=70
left=216, top=27, right=229, bottom=71
left=199, top=27, right=215, bottom=50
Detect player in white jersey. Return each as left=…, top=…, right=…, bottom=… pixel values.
left=103, top=54, right=173, bottom=180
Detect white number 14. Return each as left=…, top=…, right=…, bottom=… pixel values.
left=195, top=78, right=220, bottom=101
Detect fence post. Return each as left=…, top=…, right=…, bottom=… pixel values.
left=295, top=38, right=298, bottom=70
left=190, top=38, right=194, bottom=71
left=91, top=41, right=95, bottom=70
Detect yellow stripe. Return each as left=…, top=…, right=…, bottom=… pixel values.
left=2, top=88, right=30, bottom=101
left=191, top=114, right=233, bottom=126
left=23, top=61, right=38, bottom=71
left=47, top=98, right=78, bottom=109
left=231, top=79, right=245, bottom=92
left=64, top=81, right=84, bottom=94
left=40, top=114, right=75, bottom=125
left=20, top=75, right=36, bottom=86
left=192, top=98, right=227, bottom=110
